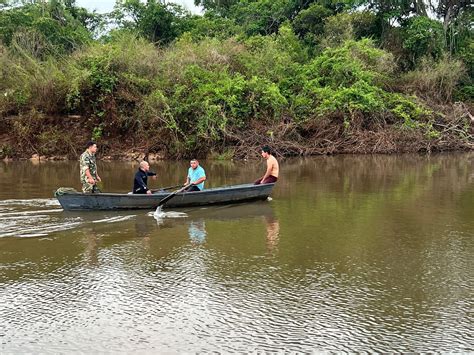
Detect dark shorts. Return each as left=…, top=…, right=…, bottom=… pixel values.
left=186, top=185, right=201, bottom=192
left=254, top=175, right=278, bottom=185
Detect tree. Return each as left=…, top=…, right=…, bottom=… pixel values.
left=431, top=0, right=472, bottom=54
left=113, top=0, right=190, bottom=44
left=292, top=3, right=334, bottom=40
left=0, top=0, right=93, bottom=55
left=403, top=16, right=444, bottom=65
left=193, top=0, right=238, bottom=16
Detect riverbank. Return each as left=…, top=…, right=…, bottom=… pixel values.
left=2, top=2, right=473, bottom=163
left=1, top=103, right=473, bottom=162
left=2, top=35, right=473, bottom=163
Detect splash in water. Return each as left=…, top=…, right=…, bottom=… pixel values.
left=150, top=206, right=188, bottom=225
left=153, top=206, right=165, bottom=219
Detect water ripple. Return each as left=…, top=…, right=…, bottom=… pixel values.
left=0, top=198, right=139, bottom=238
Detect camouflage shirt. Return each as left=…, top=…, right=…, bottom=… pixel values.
left=79, top=150, right=97, bottom=184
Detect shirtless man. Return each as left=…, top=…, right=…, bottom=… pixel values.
left=254, top=145, right=279, bottom=184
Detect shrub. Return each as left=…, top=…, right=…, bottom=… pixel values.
left=319, top=13, right=355, bottom=49
left=300, top=39, right=427, bottom=126
left=0, top=144, right=15, bottom=159
left=69, top=32, right=162, bottom=127
left=292, top=3, right=333, bottom=45
left=318, top=11, right=379, bottom=50
left=184, top=13, right=240, bottom=40
left=402, top=16, right=444, bottom=67
left=0, top=44, right=72, bottom=115
left=304, top=39, right=395, bottom=89
left=401, top=55, right=467, bottom=103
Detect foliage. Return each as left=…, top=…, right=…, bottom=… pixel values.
left=184, top=12, right=240, bottom=40
left=292, top=3, right=333, bottom=44
left=0, top=0, right=93, bottom=56
left=0, top=143, right=15, bottom=159
left=227, top=0, right=296, bottom=36
left=0, top=0, right=472, bottom=158
left=299, top=39, right=429, bottom=126
left=402, top=16, right=445, bottom=67
left=147, top=37, right=288, bottom=152
left=305, top=39, right=395, bottom=88
left=113, top=0, right=191, bottom=45
left=194, top=0, right=239, bottom=16
left=401, top=55, right=467, bottom=103
left=319, top=12, right=356, bottom=48
left=457, top=38, right=473, bottom=78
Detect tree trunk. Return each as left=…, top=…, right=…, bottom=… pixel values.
left=443, top=4, right=453, bottom=52
left=415, top=0, right=428, bottom=16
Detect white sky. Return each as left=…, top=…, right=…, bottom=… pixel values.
left=75, top=0, right=202, bottom=14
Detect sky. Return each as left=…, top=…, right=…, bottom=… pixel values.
left=75, top=0, right=202, bottom=14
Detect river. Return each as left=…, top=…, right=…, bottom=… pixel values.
left=0, top=154, right=473, bottom=352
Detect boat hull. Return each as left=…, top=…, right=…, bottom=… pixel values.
left=55, top=183, right=275, bottom=211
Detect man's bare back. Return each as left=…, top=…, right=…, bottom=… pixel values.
left=266, top=154, right=279, bottom=178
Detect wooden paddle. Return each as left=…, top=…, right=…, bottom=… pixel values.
left=157, top=184, right=191, bottom=207
left=151, top=184, right=183, bottom=193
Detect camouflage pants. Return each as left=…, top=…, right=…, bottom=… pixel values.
left=82, top=182, right=96, bottom=193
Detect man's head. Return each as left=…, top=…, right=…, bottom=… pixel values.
left=261, top=145, right=271, bottom=159
left=86, top=141, right=97, bottom=154
left=139, top=161, right=150, bottom=172
left=190, top=159, right=199, bottom=170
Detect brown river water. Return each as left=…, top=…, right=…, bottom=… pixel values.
left=0, top=154, right=473, bottom=352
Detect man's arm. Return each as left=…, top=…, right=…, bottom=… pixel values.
left=191, top=168, right=206, bottom=185
left=192, top=175, right=206, bottom=185
left=147, top=171, right=157, bottom=180
left=84, top=168, right=95, bottom=185
left=94, top=159, right=101, bottom=182
left=184, top=169, right=191, bottom=185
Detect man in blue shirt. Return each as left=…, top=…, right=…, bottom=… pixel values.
left=184, top=159, right=206, bottom=192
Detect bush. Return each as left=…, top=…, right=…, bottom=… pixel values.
left=0, top=144, right=15, bottom=159
left=402, top=16, right=444, bottom=67
left=184, top=13, right=240, bottom=40
left=0, top=2, right=92, bottom=55
left=457, top=39, right=473, bottom=78
left=299, top=39, right=427, bottom=126
left=317, top=11, right=379, bottom=50
left=0, top=44, right=71, bottom=115
left=69, top=32, right=161, bottom=128
left=401, top=55, right=467, bottom=103
left=292, top=3, right=333, bottom=46
left=304, top=39, right=395, bottom=89
left=319, top=13, right=355, bottom=49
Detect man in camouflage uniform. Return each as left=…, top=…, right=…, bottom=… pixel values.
left=80, top=141, right=101, bottom=193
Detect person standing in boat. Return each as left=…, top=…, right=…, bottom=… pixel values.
left=133, top=161, right=157, bottom=194
left=254, top=145, right=279, bottom=184
left=184, top=159, right=206, bottom=192
left=80, top=141, right=101, bottom=193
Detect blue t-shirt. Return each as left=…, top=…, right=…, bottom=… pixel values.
left=188, top=166, right=206, bottom=190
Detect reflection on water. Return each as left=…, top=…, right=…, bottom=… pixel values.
left=83, top=230, right=100, bottom=266
left=188, top=220, right=207, bottom=243
left=264, top=215, right=280, bottom=252
left=0, top=154, right=473, bottom=352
